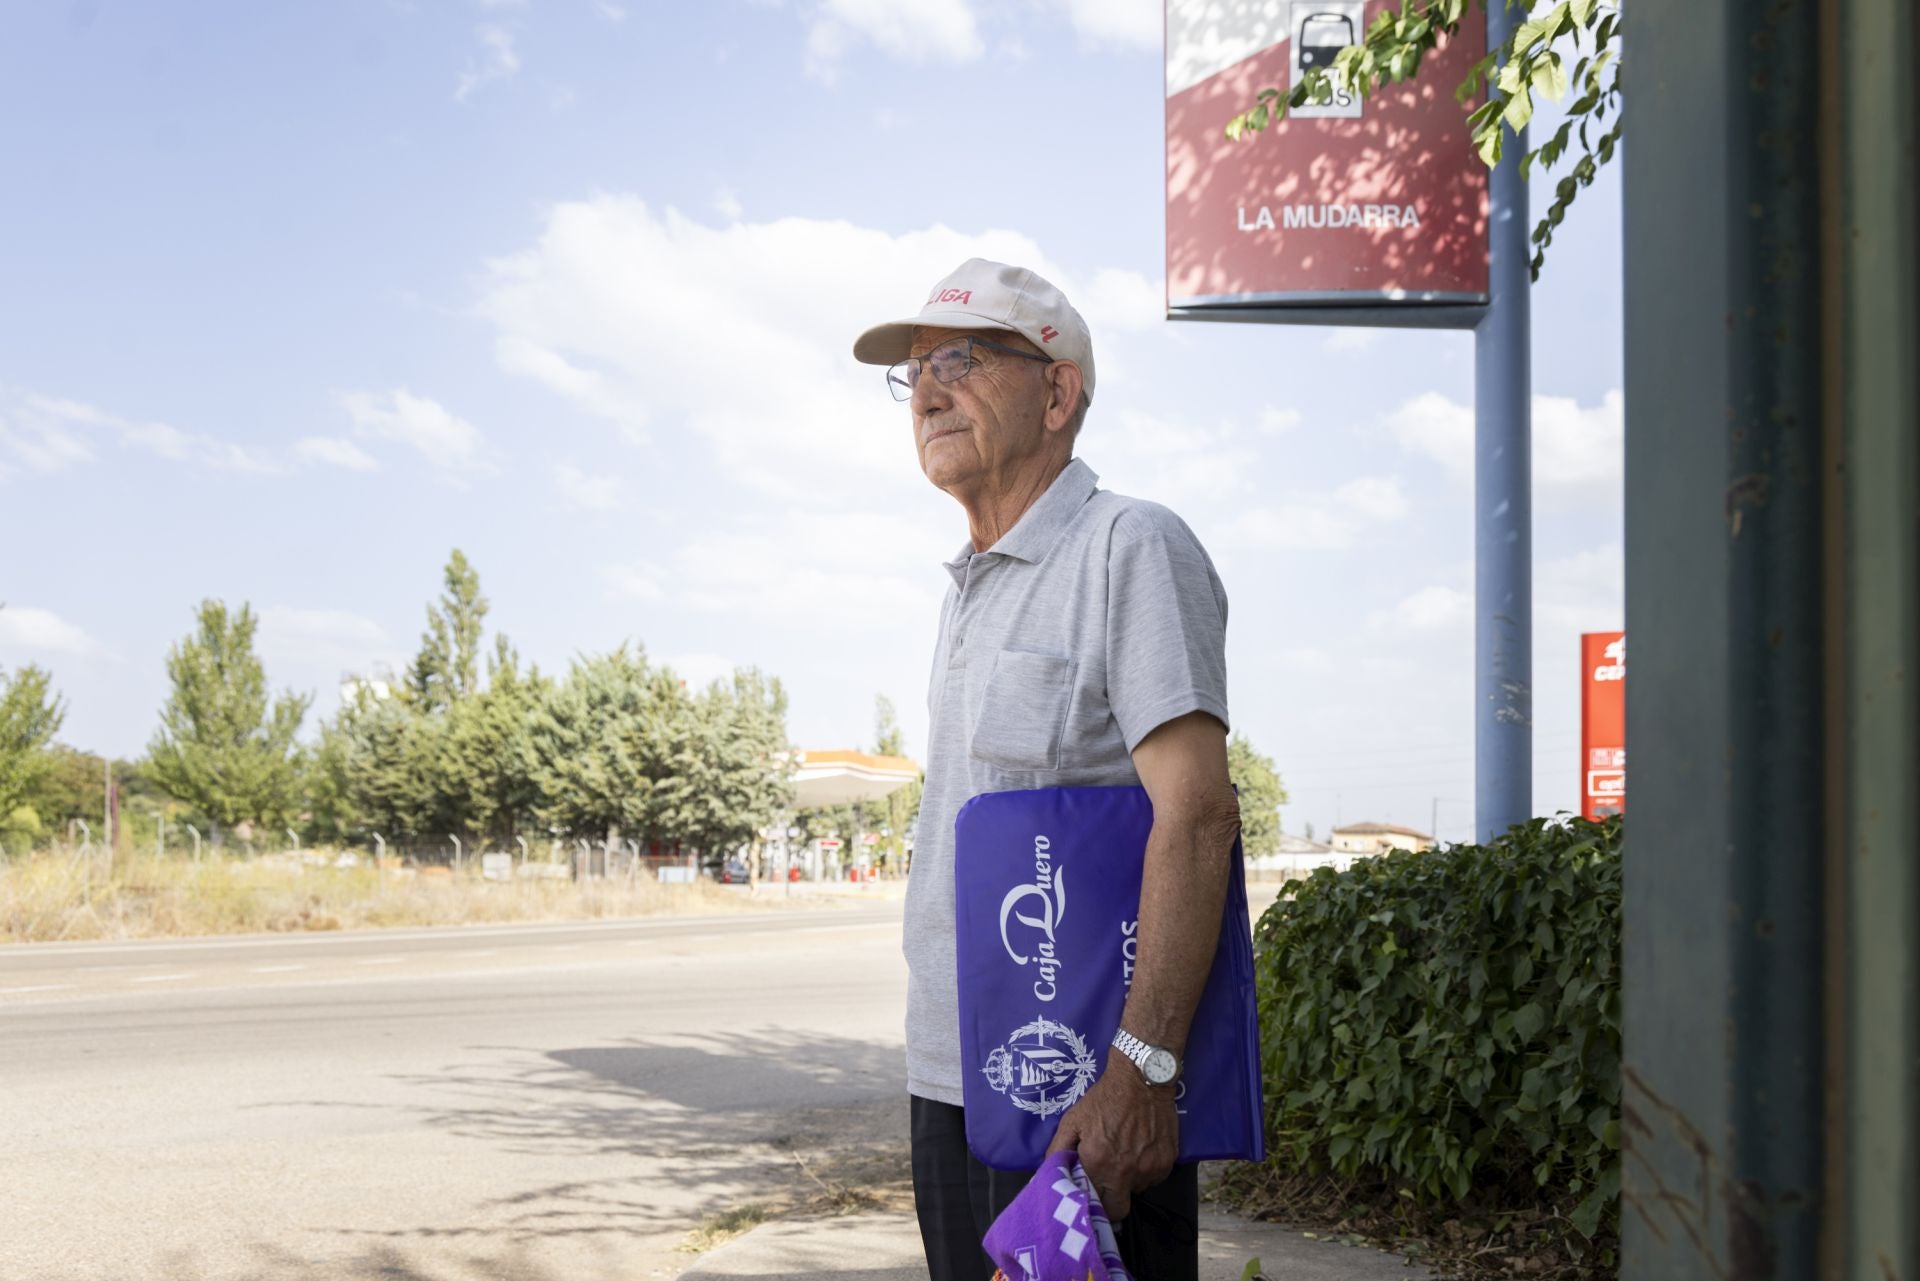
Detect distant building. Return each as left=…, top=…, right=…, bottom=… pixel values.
left=1245, top=832, right=1356, bottom=879
left=1329, top=822, right=1436, bottom=856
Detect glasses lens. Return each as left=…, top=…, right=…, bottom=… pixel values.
left=927, top=339, right=973, bottom=385
left=887, top=361, right=916, bottom=401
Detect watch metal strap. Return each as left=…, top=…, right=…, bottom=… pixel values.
left=1112, top=1027, right=1151, bottom=1068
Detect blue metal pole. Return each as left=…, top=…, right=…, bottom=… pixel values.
left=1473, top=0, right=1531, bottom=843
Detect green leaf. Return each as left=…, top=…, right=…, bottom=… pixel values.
left=1501, top=87, right=1534, bottom=133
left=1531, top=51, right=1568, bottom=101
left=1514, top=1001, right=1549, bottom=1043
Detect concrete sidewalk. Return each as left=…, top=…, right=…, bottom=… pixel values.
left=679, top=1209, right=1429, bottom=1280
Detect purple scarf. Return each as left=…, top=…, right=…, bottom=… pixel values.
left=984, top=1150, right=1133, bottom=1281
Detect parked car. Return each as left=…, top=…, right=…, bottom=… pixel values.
left=718, top=858, right=750, bottom=884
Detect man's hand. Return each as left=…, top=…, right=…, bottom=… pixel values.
left=1046, top=1048, right=1179, bottom=1221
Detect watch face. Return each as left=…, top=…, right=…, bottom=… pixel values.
left=1143, top=1048, right=1179, bottom=1085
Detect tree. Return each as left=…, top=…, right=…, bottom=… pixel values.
left=407, top=549, right=488, bottom=713
left=147, top=600, right=311, bottom=834
left=1225, top=0, right=1623, bottom=278
left=523, top=645, right=674, bottom=846
left=429, top=636, right=549, bottom=845
left=0, top=662, right=65, bottom=822
left=655, top=667, right=794, bottom=860
left=313, top=688, right=433, bottom=842
left=1227, top=732, right=1288, bottom=859
left=873, top=695, right=922, bottom=870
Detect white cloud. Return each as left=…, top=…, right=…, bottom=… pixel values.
left=256, top=608, right=390, bottom=668
left=1324, top=328, right=1381, bottom=354
left=296, top=436, right=380, bottom=471
left=0, top=390, right=277, bottom=475
left=592, top=0, right=627, bottom=20
left=1258, top=407, right=1302, bottom=435
left=0, top=606, right=108, bottom=659
left=1371, top=585, right=1471, bottom=632
left=455, top=24, right=520, bottom=101
left=602, top=510, right=947, bottom=620
left=1080, top=268, right=1163, bottom=334
left=1211, top=475, right=1410, bottom=551
left=1534, top=389, right=1624, bottom=487
left=713, top=187, right=743, bottom=222
left=659, top=652, right=738, bottom=689
left=603, top=563, right=665, bottom=602
left=342, top=389, right=489, bottom=473
left=477, top=197, right=1144, bottom=503
left=1535, top=542, right=1624, bottom=632
left=1060, top=0, right=1161, bottom=48
left=1388, top=388, right=1624, bottom=490
left=553, top=461, right=622, bottom=511
left=1387, top=390, right=1472, bottom=475
left=1097, top=407, right=1260, bottom=508
left=805, top=0, right=983, bottom=78
left=1332, top=474, right=1410, bottom=521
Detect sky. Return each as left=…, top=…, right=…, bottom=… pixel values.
left=0, top=0, right=1622, bottom=844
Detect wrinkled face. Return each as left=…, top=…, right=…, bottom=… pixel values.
left=906, top=326, right=1057, bottom=497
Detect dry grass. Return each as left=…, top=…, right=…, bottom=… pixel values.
left=0, top=845, right=783, bottom=944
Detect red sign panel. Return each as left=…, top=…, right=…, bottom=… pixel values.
left=1165, top=0, right=1489, bottom=309
left=1581, top=632, right=1625, bottom=820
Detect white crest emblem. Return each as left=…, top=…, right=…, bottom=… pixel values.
left=981, top=1017, right=1100, bottom=1118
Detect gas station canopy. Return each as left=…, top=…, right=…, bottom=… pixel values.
left=791, top=750, right=920, bottom=808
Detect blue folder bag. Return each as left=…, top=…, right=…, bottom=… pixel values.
left=954, top=785, right=1266, bottom=1171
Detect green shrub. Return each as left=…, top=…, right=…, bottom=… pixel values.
left=1252, top=816, right=1621, bottom=1238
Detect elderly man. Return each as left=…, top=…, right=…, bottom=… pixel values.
left=853, top=259, right=1240, bottom=1281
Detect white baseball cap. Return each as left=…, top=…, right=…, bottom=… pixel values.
left=852, top=258, right=1096, bottom=402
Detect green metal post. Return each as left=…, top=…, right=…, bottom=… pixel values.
left=1831, top=0, right=1919, bottom=1274
left=1624, top=1, right=1919, bottom=1277
left=1621, top=0, right=1826, bottom=1275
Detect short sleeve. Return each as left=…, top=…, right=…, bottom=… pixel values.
left=1105, top=512, right=1230, bottom=752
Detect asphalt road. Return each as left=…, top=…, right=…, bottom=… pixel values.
left=0, top=901, right=910, bottom=1281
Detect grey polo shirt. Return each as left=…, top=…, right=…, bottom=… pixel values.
left=905, top=457, right=1230, bottom=1106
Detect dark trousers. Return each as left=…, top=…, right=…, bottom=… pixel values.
left=910, top=1095, right=1199, bottom=1281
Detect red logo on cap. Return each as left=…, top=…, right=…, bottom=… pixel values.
left=927, top=288, right=973, bottom=306
left=1039, top=325, right=1059, bottom=343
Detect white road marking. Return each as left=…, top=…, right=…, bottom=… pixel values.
left=0, top=907, right=901, bottom=960
left=252, top=964, right=306, bottom=973
left=0, top=984, right=73, bottom=994
left=355, top=956, right=404, bottom=965
left=131, top=973, right=191, bottom=983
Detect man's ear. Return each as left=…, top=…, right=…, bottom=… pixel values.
left=1043, top=360, right=1086, bottom=435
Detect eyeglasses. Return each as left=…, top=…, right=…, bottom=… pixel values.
left=887, top=336, right=1054, bottom=402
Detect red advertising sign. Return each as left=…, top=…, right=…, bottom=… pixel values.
left=1165, top=0, right=1489, bottom=310
left=1581, top=632, right=1625, bottom=820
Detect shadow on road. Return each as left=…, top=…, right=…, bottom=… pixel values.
left=265, top=1027, right=908, bottom=1269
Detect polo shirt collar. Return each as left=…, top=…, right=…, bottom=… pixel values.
left=942, top=458, right=1100, bottom=585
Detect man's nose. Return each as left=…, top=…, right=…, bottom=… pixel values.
left=910, top=363, right=950, bottom=418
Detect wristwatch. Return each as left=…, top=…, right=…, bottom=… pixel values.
left=1111, top=1028, right=1181, bottom=1086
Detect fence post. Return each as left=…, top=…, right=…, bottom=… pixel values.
left=449, top=834, right=462, bottom=875
left=186, top=824, right=201, bottom=863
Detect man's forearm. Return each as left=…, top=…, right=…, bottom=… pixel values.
left=1116, top=791, right=1239, bottom=1056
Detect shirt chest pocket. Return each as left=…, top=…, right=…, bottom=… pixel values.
left=970, top=649, right=1076, bottom=772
